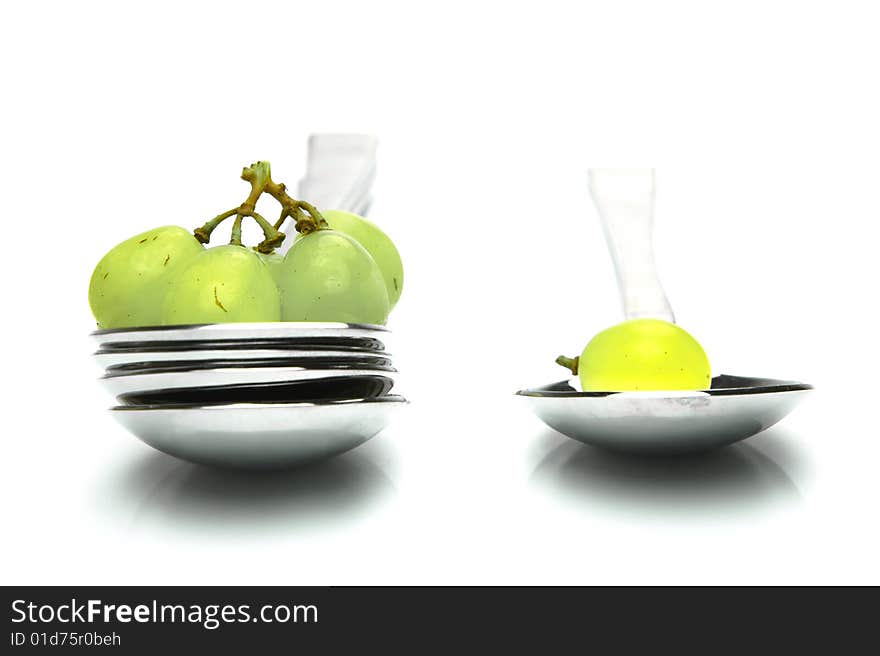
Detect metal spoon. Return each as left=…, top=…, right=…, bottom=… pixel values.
left=518, top=168, right=812, bottom=454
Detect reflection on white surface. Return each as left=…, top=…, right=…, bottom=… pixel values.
left=529, top=427, right=804, bottom=520
left=96, top=441, right=397, bottom=539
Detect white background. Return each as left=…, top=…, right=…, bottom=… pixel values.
left=1, top=0, right=878, bottom=585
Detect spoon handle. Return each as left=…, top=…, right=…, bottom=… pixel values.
left=297, top=133, right=377, bottom=213
left=588, top=168, right=675, bottom=323
left=277, top=134, right=378, bottom=254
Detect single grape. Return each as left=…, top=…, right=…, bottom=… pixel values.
left=569, top=319, right=711, bottom=391
left=161, top=245, right=281, bottom=324
left=88, top=225, right=204, bottom=328
left=309, top=210, right=404, bottom=309
left=279, top=229, right=389, bottom=325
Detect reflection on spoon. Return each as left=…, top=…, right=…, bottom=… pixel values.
left=98, top=443, right=397, bottom=538
left=530, top=427, right=802, bottom=520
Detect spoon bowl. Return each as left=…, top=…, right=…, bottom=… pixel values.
left=518, top=375, right=812, bottom=454
left=111, top=396, right=406, bottom=468
left=519, top=168, right=812, bottom=453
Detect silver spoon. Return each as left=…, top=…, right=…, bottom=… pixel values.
left=518, top=168, right=812, bottom=454
left=297, top=133, right=376, bottom=214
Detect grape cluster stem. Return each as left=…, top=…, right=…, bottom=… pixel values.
left=192, top=161, right=328, bottom=254
left=555, top=355, right=580, bottom=375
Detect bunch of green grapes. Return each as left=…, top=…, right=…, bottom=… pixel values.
left=87, top=161, right=404, bottom=328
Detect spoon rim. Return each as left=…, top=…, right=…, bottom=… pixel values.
left=91, top=321, right=389, bottom=336
left=516, top=374, right=813, bottom=398
left=111, top=394, right=409, bottom=412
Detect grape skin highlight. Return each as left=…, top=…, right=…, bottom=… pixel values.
left=88, top=225, right=204, bottom=329
left=161, top=245, right=281, bottom=324
left=313, top=210, right=404, bottom=309
left=279, top=230, right=389, bottom=325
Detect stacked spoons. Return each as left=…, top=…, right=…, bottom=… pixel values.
left=93, top=322, right=406, bottom=467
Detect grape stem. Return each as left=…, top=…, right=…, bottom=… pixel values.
left=263, top=179, right=329, bottom=236
left=229, top=213, right=243, bottom=246
left=193, top=162, right=284, bottom=253
left=193, top=209, right=237, bottom=244
left=555, top=355, right=580, bottom=375
left=191, top=161, right=327, bottom=253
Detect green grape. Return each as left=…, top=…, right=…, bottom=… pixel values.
left=161, top=245, right=280, bottom=324
left=257, top=251, right=286, bottom=287
left=279, top=230, right=389, bottom=325
left=88, top=225, right=204, bottom=328
left=576, top=319, right=711, bottom=391
left=310, top=210, right=404, bottom=309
